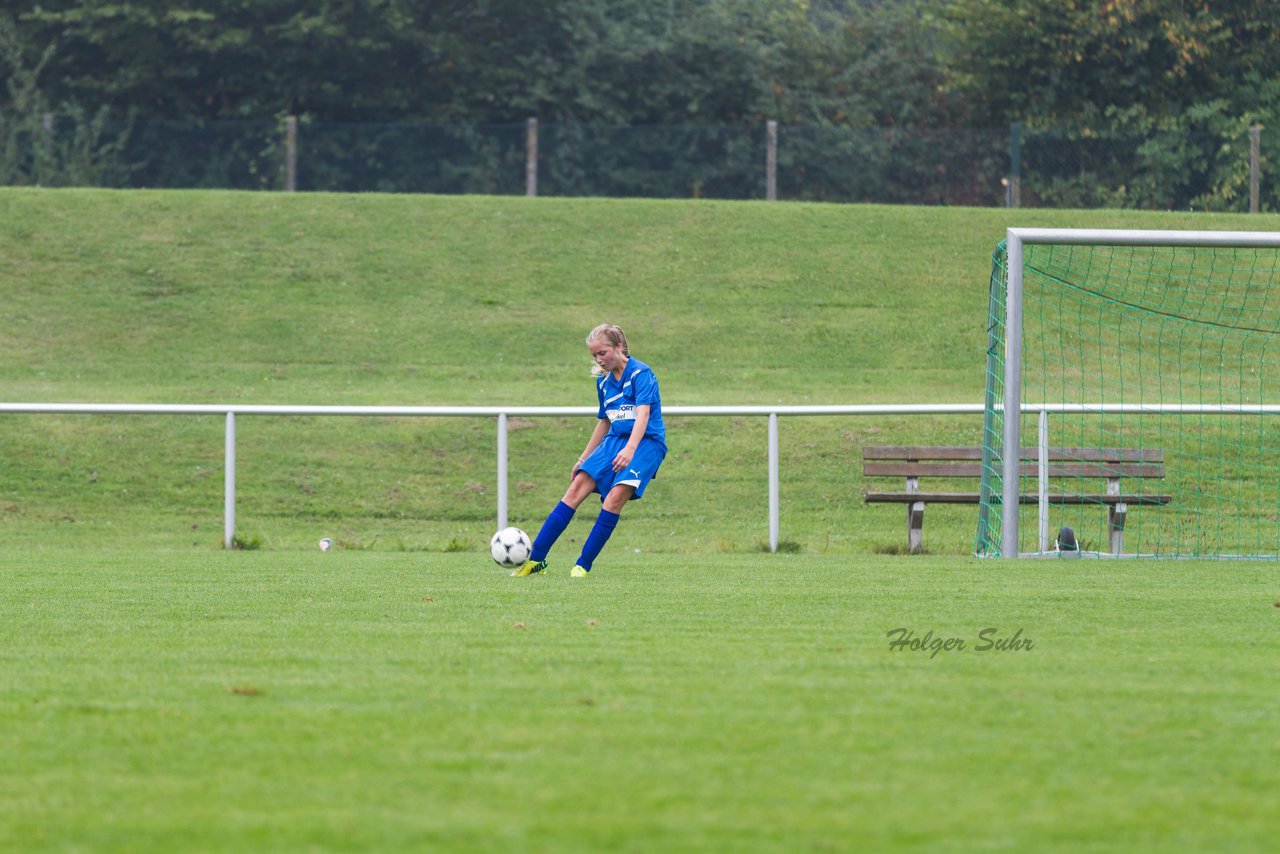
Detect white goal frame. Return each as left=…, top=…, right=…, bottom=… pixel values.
left=998, top=228, right=1280, bottom=558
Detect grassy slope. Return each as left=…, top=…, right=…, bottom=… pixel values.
left=8, top=189, right=1269, bottom=404
left=1, top=550, right=1277, bottom=853
left=2, top=189, right=1278, bottom=553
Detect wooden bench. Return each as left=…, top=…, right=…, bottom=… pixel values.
left=863, top=446, right=1172, bottom=554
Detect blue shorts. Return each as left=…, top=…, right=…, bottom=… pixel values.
left=580, top=434, right=666, bottom=501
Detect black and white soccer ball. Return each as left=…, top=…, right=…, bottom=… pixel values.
left=489, top=527, right=532, bottom=567
left=1056, top=526, right=1078, bottom=552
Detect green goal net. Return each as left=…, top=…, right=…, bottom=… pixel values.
left=979, top=229, right=1280, bottom=558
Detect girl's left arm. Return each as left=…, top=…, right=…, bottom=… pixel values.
left=612, top=405, right=650, bottom=471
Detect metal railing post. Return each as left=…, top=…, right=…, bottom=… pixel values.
left=224, top=411, right=236, bottom=549
left=1038, top=409, right=1049, bottom=552
left=768, top=413, right=779, bottom=551
left=497, top=413, right=509, bottom=531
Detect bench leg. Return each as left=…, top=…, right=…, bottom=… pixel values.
left=908, top=501, right=925, bottom=554
left=1108, top=502, right=1128, bottom=555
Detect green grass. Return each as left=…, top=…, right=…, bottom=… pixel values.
left=5, top=188, right=1276, bottom=554
left=4, top=190, right=1280, bottom=850
left=2, top=549, right=1277, bottom=852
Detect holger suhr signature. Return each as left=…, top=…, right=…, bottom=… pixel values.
left=886, top=627, right=1034, bottom=659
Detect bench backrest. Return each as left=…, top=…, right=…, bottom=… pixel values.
left=862, top=446, right=1164, bottom=480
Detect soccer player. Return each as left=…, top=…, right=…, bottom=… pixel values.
left=513, top=323, right=667, bottom=577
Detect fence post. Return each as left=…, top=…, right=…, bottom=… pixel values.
left=768, top=413, right=779, bottom=551
left=1008, top=123, right=1022, bottom=208
left=525, top=118, right=539, bottom=197
left=766, top=120, right=778, bottom=201
left=1038, top=409, right=1049, bottom=553
left=1250, top=124, right=1261, bottom=214
left=224, top=411, right=236, bottom=549
left=497, top=413, right=509, bottom=531
left=284, top=116, right=298, bottom=192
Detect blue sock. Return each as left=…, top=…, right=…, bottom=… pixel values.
left=531, top=501, right=576, bottom=561
left=576, top=509, right=620, bottom=571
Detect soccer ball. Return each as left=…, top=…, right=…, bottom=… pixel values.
left=490, top=527, right=532, bottom=568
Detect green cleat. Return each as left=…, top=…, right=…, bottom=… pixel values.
left=570, top=565, right=589, bottom=577
left=511, top=558, right=547, bottom=577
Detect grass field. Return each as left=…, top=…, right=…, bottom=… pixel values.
left=3, top=549, right=1278, bottom=852
left=4, top=189, right=1280, bottom=850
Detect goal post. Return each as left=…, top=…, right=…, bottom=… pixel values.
left=980, top=228, right=1280, bottom=559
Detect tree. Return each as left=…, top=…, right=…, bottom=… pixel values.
left=939, top=0, right=1280, bottom=209
left=0, top=13, right=131, bottom=186
left=10, top=1, right=438, bottom=120
left=3, top=0, right=954, bottom=127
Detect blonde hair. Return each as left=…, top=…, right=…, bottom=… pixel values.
left=587, top=323, right=629, bottom=376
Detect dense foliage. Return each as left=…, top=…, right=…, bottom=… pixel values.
left=3, top=1, right=1279, bottom=207
left=942, top=0, right=1280, bottom=209
left=3, top=1, right=942, bottom=125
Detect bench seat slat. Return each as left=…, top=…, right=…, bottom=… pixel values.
left=863, top=462, right=1165, bottom=478
left=864, top=492, right=1172, bottom=506
left=863, top=446, right=1164, bottom=463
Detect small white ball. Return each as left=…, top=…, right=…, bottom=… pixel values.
left=319, top=537, right=333, bottom=552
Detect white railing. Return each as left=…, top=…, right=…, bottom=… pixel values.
left=8, top=401, right=1280, bottom=551
left=0, top=402, right=984, bottom=550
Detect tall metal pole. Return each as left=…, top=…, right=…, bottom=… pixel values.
left=1001, top=231, right=1024, bottom=558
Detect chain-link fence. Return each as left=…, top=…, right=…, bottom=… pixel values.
left=5, top=116, right=1274, bottom=210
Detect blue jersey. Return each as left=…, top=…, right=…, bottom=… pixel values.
left=596, top=357, right=666, bottom=451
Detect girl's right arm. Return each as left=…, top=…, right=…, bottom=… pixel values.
left=572, top=419, right=611, bottom=478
